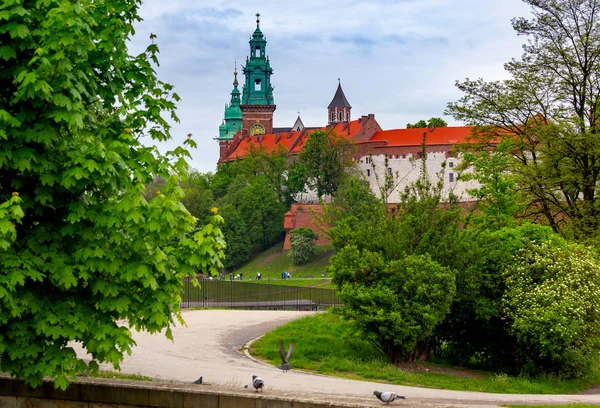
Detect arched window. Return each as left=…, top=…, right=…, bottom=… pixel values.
left=345, top=111, right=349, bottom=121
left=338, top=112, right=342, bottom=121
left=331, top=112, right=335, bottom=122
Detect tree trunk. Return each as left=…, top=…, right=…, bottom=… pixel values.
left=412, top=340, right=432, bottom=362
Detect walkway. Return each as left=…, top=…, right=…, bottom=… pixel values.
left=72, top=310, right=600, bottom=407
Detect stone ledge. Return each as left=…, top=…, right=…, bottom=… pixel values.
left=0, top=377, right=376, bottom=408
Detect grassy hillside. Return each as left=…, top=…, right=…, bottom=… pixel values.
left=231, top=242, right=335, bottom=288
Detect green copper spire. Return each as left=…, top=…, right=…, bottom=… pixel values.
left=218, top=66, right=244, bottom=140
left=241, top=13, right=274, bottom=106
left=224, top=69, right=242, bottom=120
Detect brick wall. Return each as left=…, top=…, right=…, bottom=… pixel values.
left=283, top=204, right=329, bottom=250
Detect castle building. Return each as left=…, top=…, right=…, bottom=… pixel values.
left=215, top=14, right=481, bottom=248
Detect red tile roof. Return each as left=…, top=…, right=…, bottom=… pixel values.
left=224, top=119, right=368, bottom=160
left=221, top=121, right=478, bottom=162
left=370, top=126, right=475, bottom=147
left=225, top=130, right=302, bottom=160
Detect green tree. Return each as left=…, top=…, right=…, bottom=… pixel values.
left=458, top=139, right=523, bottom=230
left=435, top=223, right=558, bottom=371
left=288, top=227, right=319, bottom=265
left=241, top=143, right=294, bottom=206
left=446, top=0, right=600, bottom=241
left=503, top=240, right=600, bottom=377
left=180, top=170, right=214, bottom=226
left=219, top=203, right=252, bottom=270
left=406, top=117, right=448, bottom=128
left=331, top=247, right=455, bottom=363
left=296, top=130, right=356, bottom=198
left=220, top=175, right=285, bottom=251
left=0, top=0, right=225, bottom=388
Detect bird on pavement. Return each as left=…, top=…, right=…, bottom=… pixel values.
left=373, top=391, right=405, bottom=404
left=252, top=375, right=264, bottom=392
left=192, top=376, right=203, bottom=385
left=278, top=340, right=294, bottom=372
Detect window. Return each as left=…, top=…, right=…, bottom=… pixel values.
left=449, top=162, right=454, bottom=168
left=338, top=112, right=342, bottom=121
left=255, top=46, right=261, bottom=58
left=254, top=79, right=261, bottom=91
left=449, top=173, right=454, bottom=182
left=387, top=167, right=392, bottom=176
left=366, top=169, right=371, bottom=177
left=365, top=156, right=372, bottom=164
left=331, top=112, right=335, bottom=122
left=345, top=112, right=349, bottom=121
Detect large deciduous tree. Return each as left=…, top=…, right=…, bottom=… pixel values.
left=0, top=0, right=224, bottom=388
left=447, top=0, right=600, bottom=241
left=295, top=130, right=356, bottom=198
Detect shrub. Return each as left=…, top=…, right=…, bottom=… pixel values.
left=288, top=227, right=319, bottom=265
left=503, top=241, right=600, bottom=377
left=330, top=247, right=455, bottom=363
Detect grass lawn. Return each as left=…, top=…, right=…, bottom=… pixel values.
left=233, top=242, right=334, bottom=281
left=506, top=406, right=600, bottom=408
left=250, top=311, right=600, bottom=394
left=251, top=278, right=335, bottom=289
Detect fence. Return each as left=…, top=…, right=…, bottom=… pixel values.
left=180, top=279, right=340, bottom=311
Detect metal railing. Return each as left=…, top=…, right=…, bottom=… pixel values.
left=180, top=279, right=340, bottom=311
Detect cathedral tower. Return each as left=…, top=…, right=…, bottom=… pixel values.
left=328, top=79, right=351, bottom=125
left=217, top=68, right=244, bottom=156
left=240, top=13, right=276, bottom=136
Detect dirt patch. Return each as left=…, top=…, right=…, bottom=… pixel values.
left=395, top=362, right=485, bottom=379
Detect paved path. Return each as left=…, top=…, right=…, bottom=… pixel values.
left=73, top=310, right=600, bottom=407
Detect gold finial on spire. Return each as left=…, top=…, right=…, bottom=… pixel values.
left=233, top=59, right=239, bottom=86
left=256, top=12, right=260, bottom=27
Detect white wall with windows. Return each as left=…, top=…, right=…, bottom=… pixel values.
left=359, top=152, right=479, bottom=203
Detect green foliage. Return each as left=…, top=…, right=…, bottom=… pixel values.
left=180, top=170, right=214, bottom=226
left=218, top=203, right=252, bottom=270
left=288, top=227, right=319, bottom=265
left=295, top=130, right=356, bottom=198
left=406, top=117, right=448, bottom=128
left=446, top=0, right=600, bottom=242
left=435, top=223, right=559, bottom=371
left=251, top=312, right=600, bottom=394
left=331, top=247, right=455, bottom=363
left=503, top=241, right=600, bottom=377
left=324, top=177, right=385, bottom=253
left=458, top=139, right=522, bottom=230
left=0, top=0, right=225, bottom=388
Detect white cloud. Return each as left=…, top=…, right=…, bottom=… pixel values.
left=131, top=0, right=533, bottom=172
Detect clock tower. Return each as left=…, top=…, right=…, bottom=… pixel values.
left=240, top=13, right=275, bottom=136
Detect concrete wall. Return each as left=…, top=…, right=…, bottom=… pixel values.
left=0, top=377, right=355, bottom=408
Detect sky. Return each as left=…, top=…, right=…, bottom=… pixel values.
left=128, top=0, right=534, bottom=173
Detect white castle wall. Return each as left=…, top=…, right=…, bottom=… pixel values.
left=359, top=152, right=479, bottom=203
left=293, top=152, right=480, bottom=204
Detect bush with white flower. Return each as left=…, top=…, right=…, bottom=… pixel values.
left=503, top=241, right=600, bottom=377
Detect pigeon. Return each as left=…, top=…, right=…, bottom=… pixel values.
left=252, top=375, right=264, bottom=392
left=278, top=340, right=294, bottom=372
left=373, top=391, right=405, bottom=404
left=192, top=376, right=203, bottom=384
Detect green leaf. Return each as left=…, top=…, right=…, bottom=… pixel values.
left=0, top=45, right=16, bottom=60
